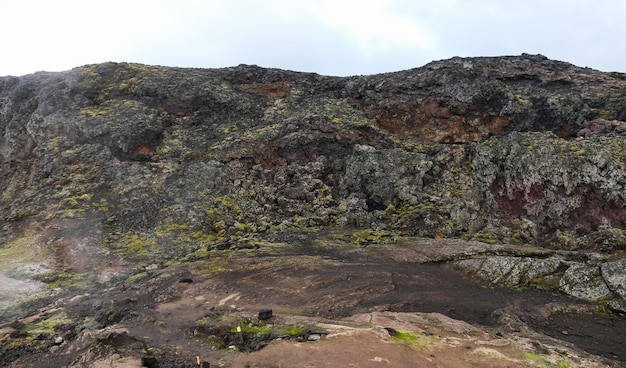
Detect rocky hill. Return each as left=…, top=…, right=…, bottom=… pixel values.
left=1, top=54, right=626, bottom=367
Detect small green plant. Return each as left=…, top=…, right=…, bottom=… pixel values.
left=125, top=271, right=150, bottom=284
left=555, top=348, right=568, bottom=356
left=556, top=359, right=573, bottom=368
left=524, top=351, right=548, bottom=366
left=194, top=314, right=314, bottom=352
left=230, top=319, right=272, bottom=335
left=141, top=343, right=162, bottom=357
left=274, top=325, right=307, bottom=337
left=389, top=328, right=432, bottom=349
left=596, top=299, right=617, bottom=318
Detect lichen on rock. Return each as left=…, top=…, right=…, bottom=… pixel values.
left=1, top=56, right=626, bottom=366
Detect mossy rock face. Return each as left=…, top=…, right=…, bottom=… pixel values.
left=0, top=55, right=625, bottom=306
left=471, top=132, right=626, bottom=243
left=0, top=309, right=75, bottom=356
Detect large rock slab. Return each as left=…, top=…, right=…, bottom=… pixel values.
left=601, top=259, right=626, bottom=300
left=559, top=264, right=613, bottom=301
left=454, top=255, right=566, bottom=288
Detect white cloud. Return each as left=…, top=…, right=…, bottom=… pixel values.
left=300, top=0, right=437, bottom=54
left=0, top=0, right=624, bottom=76
left=1, top=0, right=178, bottom=74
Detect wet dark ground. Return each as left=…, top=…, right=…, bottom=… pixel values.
left=230, top=242, right=626, bottom=363
left=361, top=263, right=626, bottom=362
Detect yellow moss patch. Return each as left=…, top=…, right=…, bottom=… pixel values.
left=25, top=310, right=72, bottom=337
left=112, top=234, right=156, bottom=257
left=0, top=234, right=47, bottom=274
left=352, top=229, right=397, bottom=246
left=390, top=328, right=433, bottom=350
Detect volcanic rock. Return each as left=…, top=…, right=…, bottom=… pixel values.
left=1, top=54, right=626, bottom=367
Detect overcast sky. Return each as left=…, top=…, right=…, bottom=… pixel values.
left=1, top=0, right=624, bottom=77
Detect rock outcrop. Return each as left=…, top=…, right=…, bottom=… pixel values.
left=1, top=54, right=624, bottom=249
left=1, top=54, right=626, bottom=366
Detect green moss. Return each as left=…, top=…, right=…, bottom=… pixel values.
left=215, top=196, right=240, bottom=212
left=230, top=320, right=272, bottom=335
left=523, top=351, right=572, bottom=367
left=470, top=230, right=503, bottom=244
left=196, top=314, right=307, bottom=340
left=390, top=329, right=432, bottom=349
left=385, top=203, right=454, bottom=238
left=163, top=223, right=191, bottom=233
left=141, top=343, right=162, bottom=357
left=25, top=310, right=72, bottom=337
left=153, top=222, right=214, bottom=249
left=196, top=314, right=313, bottom=351
left=0, top=234, right=47, bottom=274
left=40, top=268, right=94, bottom=290
left=556, top=359, right=574, bottom=368
left=203, top=195, right=252, bottom=239
left=92, top=198, right=111, bottom=212
left=179, top=247, right=212, bottom=263
left=79, top=63, right=157, bottom=104
left=112, top=234, right=156, bottom=257
left=125, top=271, right=150, bottom=284
left=219, top=124, right=239, bottom=134
left=352, top=229, right=396, bottom=246
left=234, top=222, right=250, bottom=232
left=80, top=99, right=139, bottom=118
left=66, top=193, right=92, bottom=208
left=581, top=105, right=612, bottom=120
left=195, top=313, right=227, bottom=328
left=0, top=334, right=39, bottom=351
left=524, top=351, right=548, bottom=366
left=189, top=256, right=228, bottom=274
left=527, top=278, right=561, bottom=290
left=1, top=310, right=76, bottom=351
left=274, top=325, right=307, bottom=337
left=290, top=215, right=309, bottom=229
left=126, top=236, right=155, bottom=256
left=578, top=227, right=626, bottom=252
left=190, top=231, right=212, bottom=241
left=514, top=94, right=530, bottom=104
left=548, top=230, right=577, bottom=250
left=596, top=299, right=618, bottom=318
left=510, top=232, right=525, bottom=245
left=607, top=138, right=626, bottom=167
